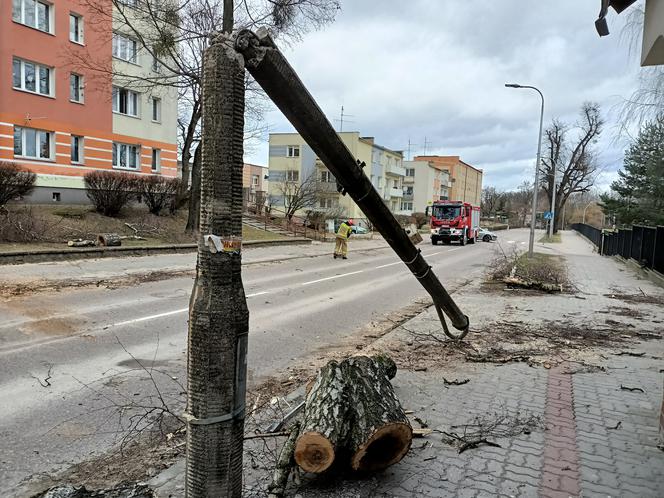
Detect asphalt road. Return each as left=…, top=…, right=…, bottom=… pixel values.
left=0, top=229, right=532, bottom=495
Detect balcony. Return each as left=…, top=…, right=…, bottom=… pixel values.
left=389, top=187, right=404, bottom=198
left=385, top=163, right=406, bottom=176
left=402, top=192, right=414, bottom=201
left=317, top=181, right=338, bottom=193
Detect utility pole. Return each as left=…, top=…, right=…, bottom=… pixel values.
left=185, top=25, right=248, bottom=498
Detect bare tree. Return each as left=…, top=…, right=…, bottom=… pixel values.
left=278, top=172, right=321, bottom=220
left=618, top=6, right=664, bottom=128
left=540, top=103, right=603, bottom=232
left=481, top=186, right=503, bottom=218
left=74, top=0, right=340, bottom=232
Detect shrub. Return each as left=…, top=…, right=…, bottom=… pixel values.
left=84, top=171, right=137, bottom=216
left=0, top=162, right=36, bottom=207
left=137, top=176, right=180, bottom=215
left=412, top=211, right=428, bottom=228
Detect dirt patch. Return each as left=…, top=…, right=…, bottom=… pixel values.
left=604, top=292, right=664, bottom=306
left=23, top=317, right=80, bottom=336
left=369, top=317, right=662, bottom=373
left=0, top=269, right=195, bottom=298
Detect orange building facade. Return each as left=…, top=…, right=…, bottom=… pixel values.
left=413, top=155, right=483, bottom=206
left=1, top=0, right=177, bottom=203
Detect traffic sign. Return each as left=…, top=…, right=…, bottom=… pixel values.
left=543, top=211, right=553, bottom=220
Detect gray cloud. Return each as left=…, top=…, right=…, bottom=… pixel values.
left=246, top=0, right=643, bottom=192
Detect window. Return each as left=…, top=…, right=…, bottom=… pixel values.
left=251, top=175, right=259, bottom=188
left=71, top=135, right=83, bottom=163
left=401, top=201, right=413, bottom=211
left=320, top=170, right=334, bottom=182
left=406, top=168, right=415, bottom=177
left=319, top=198, right=338, bottom=209
left=112, top=142, right=140, bottom=170
left=52, top=192, right=61, bottom=202
left=404, top=186, right=413, bottom=195
left=12, top=58, right=52, bottom=96
left=70, top=73, right=84, bottom=102
left=112, top=86, right=139, bottom=116
left=287, top=146, right=300, bottom=157
left=151, top=148, right=160, bottom=172
left=14, top=126, right=53, bottom=160
left=152, top=53, right=162, bottom=73
left=285, top=170, right=299, bottom=182
left=112, top=33, right=138, bottom=63
left=69, top=13, right=84, bottom=43
left=150, top=97, right=161, bottom=122
left=12, top=0, right=52, bottom=33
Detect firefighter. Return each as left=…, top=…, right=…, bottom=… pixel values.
left=334, top=219, right=353, bottom=259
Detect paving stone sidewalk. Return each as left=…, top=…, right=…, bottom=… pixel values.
left=151, top=231, right=664, bottom=497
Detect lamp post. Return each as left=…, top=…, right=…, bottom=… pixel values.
left=582, top=201, right=594, bottom=224
left=505, top=83, right=544, bottom=257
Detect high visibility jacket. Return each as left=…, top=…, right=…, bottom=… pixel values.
left=336, top=222, right=352, bottom=239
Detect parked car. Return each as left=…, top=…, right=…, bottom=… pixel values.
left=478, top=227, right=498, bottom=242
left=351, top=225, right=369, bottom=234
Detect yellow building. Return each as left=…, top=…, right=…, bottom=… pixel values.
left=268, top=132, right=405, bottom=227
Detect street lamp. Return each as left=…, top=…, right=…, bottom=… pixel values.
left=582, top=201, right=595, bottom=224
left=505, top=83, right=545, bottom=258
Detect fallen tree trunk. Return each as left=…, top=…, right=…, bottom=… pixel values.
left=294, top=355, right=411, bottom=474
left=97, top=233, right=121, bottom=247
left=294, top=360, right=347, bottom=473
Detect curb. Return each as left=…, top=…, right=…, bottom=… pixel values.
left=0, top=238, right=312, bottom=265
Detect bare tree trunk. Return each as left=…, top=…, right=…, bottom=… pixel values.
left=223, top=0, right=234, bottom=33
left=186, top=143, right=202, bottom=233
left=185, top=34, right=247, bottom=498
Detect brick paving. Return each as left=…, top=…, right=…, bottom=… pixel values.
left=151, top=232, right=664, bottom=497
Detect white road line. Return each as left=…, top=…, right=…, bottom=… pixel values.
left=112, top=308, right=188, bottom=327
left=301, top=270, right=364, bottom=286
left=109, top=291, right=269, bottom=327
left=423, top=251, right=442, bottom=257
left=447, top=247, right=462, bottom=252
left=375, top=261, right=401, bottom=269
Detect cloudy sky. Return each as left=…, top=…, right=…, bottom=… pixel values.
left=244, top=0, right=645, bottom=191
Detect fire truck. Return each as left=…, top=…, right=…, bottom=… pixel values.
left=425, top=200, right=481, bottom=246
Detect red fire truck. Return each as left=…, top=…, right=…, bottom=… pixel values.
left=425, top=200, right=481, bottom=245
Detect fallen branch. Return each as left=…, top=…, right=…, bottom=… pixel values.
left=244, top=431, right=290, bottom=440
left=443, top=378, right=469, bottom=386
left=614, top=351, right=645, bottom=357
left=458, top=439, right=501, bottom=454
left=620, top=385, right=645, bottom=393
left=267, top=422, right=300, bottom=498
left=607, top=421, right=622, bottom=430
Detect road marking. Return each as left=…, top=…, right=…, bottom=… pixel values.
left=112, top=308, right=189, bottom=327
left=301, top=270, right=364, bottom=286
left=447, top=247, right=462, bottom=252
left=423, top=251, right=442, bottom=257
left=375, top=261, right=402, bottom=269
left=109, top=291, right=270, bottom=327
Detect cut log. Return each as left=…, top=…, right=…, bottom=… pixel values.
left=67, top=239, right=95, bottom=247
left=294, top=360, right=346, bottom=473
left=293, top=355, right=411, bottom=474
left=97, top=233, right=121, bottom=246
left=343, top=356, right=412, bottom=472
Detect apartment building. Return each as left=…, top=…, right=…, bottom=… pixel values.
left=267, top=132, right=405, bottom=227
left=412, top=156, right=483, bottom=206
left=242, top=162, right=268, bottom=208
left=0, top=0, right=177, bottom=203
left=401, top=160, right=451, bottom=215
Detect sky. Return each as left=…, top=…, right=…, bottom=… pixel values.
left=244, top=0, right=646, bottom=192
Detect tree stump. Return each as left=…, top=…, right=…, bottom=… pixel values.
left=294, top=355, right=411, bottom=474
left=97, top=233, right=121, bottom=246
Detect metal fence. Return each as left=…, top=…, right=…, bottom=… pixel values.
left=571, top=223, right=664, bottom=274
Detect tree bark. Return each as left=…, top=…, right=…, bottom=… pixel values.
left=185, top=34, right=247, bottom=498
left=343, top=356, right=411, bottom=472
left=294, top=355, right=410, bottom=474
left=186, top=143, right=202, bottom=233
